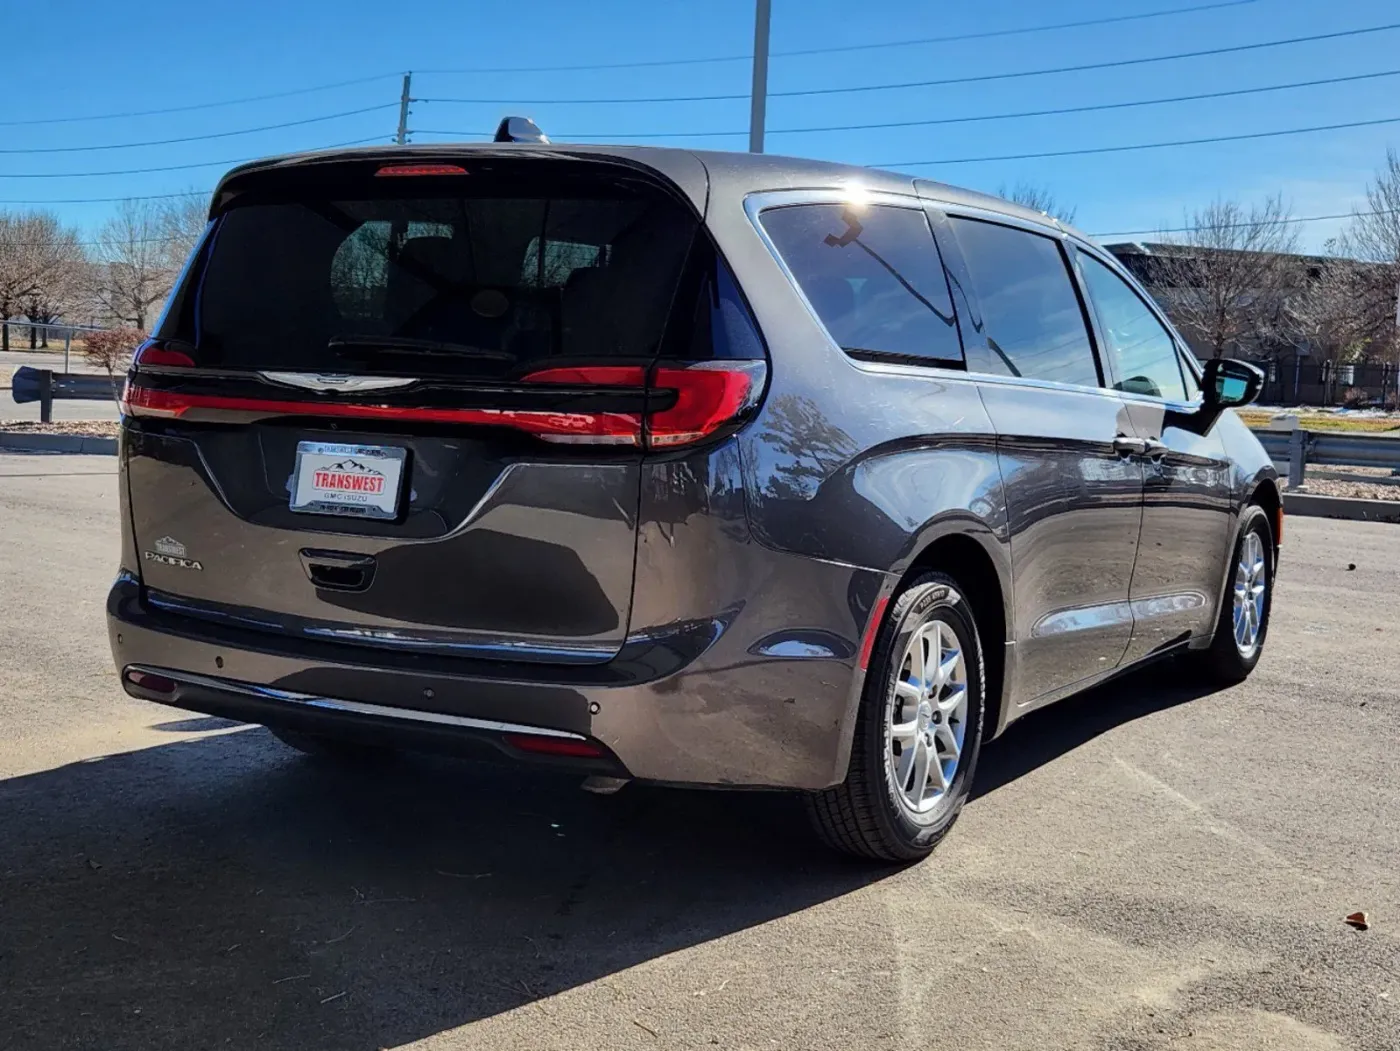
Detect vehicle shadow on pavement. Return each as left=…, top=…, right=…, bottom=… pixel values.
left=0, top=729, right=887, bottom=1051
left=0, top=665, right=1222, bottom=1050
left=972, top=661, right=1217, bottom=800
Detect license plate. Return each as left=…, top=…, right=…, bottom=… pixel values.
left=290, top=441, right=407, bottom=520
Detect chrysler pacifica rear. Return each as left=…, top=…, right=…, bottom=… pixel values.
left=110, top=144, right=1277, bottom=860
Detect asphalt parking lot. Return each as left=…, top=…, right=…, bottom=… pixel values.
left=1, top=452, right=1396, bottom=1051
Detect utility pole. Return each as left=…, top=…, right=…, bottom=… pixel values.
left=748, top=0, right=771, bottom=154
left=1393, top=276, right=1400, bottom=409
left=396, top=72, right=413, bottom=145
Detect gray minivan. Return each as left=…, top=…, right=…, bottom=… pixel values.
left=109, top=143, right=1277, bottom=861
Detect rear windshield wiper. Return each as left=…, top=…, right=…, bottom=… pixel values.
left=329, top=336, right=515, bottom=361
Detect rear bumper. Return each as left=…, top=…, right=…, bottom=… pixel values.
left=120, top=663, right=627, bottom=776
left=108, top=554, right=889, bottom=788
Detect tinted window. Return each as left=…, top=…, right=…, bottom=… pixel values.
left=164, top=190, right=697, bottom=378
left=760, top=203, right=962, bottom=364
left=1077, top=252, right=1188, bottom=401
left=947, top=217, right=1098, bottom=387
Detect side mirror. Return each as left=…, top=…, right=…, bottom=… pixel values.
left=1173, top=357, right=1264, bottom=435
left=1202, top=357, right=1264, bottom=409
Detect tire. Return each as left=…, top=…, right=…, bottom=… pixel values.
left=268, top=725, right=392, bottom=764
left=1196, top=504, right=1274, bottom=685
left=808, top=572, right=986, bottom=862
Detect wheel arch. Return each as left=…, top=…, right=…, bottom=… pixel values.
left=1202, top=488, right=1278, bottom=652
left=902, top=532, right=1012, bottom=740
left=1249, top=477, right=1283, bottom=566
left=831, top=520, right=1014, bottom=786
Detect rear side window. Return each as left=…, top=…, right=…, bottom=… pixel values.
left=163, top=188, right=698, bottom=378
left=946, top=217, right=1099, bottom=388
left=1076, top=251, right=1189, bottom=401
left=759, top=203, right=962, bottom=365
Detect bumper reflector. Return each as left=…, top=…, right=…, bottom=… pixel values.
left=124, top=668, right=177, bottom=695
left=504, top=734, right=607, bottom=758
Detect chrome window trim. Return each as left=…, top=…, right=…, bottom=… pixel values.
left=127, top=665, right=590, bottom=740
left=741, top=189, right=1154, bottom=405
left=926, top=200, right=1068, bottom=242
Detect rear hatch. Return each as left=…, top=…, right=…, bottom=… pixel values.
left=123, top=152, right=764, bottom=664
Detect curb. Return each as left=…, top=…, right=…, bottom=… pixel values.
left=1284, top=492, right=1400, bottom=523
left=0, top=432, right=117, bottom=455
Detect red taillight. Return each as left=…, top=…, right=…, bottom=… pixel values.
left=133, top=344, right=195, bottom=368
left=524, top=361, right=766, bottom=448
left=124, top=360, right=765, bottom=448
left=523, top=365, right=648, bottom=387
left=375, top=163, right=468, bottom=177
left=648, top=363, right=765, bottom=448
left=504, top=734, right=607, bottom=758
left=124, top=386, right=644, bottom=443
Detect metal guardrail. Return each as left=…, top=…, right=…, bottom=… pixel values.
left=1253, top=428, right=1400, bottom=487
left=9, top=367, right=115, bottom=422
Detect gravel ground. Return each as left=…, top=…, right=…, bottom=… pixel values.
left=0, top=419, right=121, bottom=437
left=1294, top=477, right=1400, bottom=500
left=1285, top=466, right=1400, bottom=501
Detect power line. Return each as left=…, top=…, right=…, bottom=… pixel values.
left=415, top=68, right=1400, bottom=143
left=12, top=62, right=1389, bottom=166
left=0, top=105, right=399, bottom=154
left=417, top=0, right=1259, bottom=74
left=0, top=73, right=400, bottom=128
left=420, top=21, right=1400, bottom=105
left=0, top=190, right=209, bottom=205
left=0, top=3, right=1265, bottom=134
left=0, top=136, right=390, bottom=179
left=1090, top=208, right=1400, bottom=239
left=873, top=114, right=1400, bottom=168
left=11, top=110, right=1389, bottom=191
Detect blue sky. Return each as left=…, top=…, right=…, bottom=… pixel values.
left=5, top=0, right=1399, bottom=249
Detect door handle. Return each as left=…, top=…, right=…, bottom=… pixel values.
left=1142, top=438, right=1169, bottom=461
left=1112, top=435, right=1148, bottom=458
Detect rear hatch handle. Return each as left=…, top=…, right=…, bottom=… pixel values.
left=299, top=549, right=377, bottom=593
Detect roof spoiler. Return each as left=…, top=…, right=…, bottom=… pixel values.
left=494, top=116, right=549, bottom=144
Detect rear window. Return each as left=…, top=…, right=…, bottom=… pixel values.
left=162, top=186, right=698, bottom=378
left=759, top=203, right=963, bottom=365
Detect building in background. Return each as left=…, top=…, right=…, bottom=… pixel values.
left=1106, top=241, right=1398, bottom=408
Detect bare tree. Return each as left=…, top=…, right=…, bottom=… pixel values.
left=87, top=199, right=186, bottom=330
left=0, top=212, right=54, bottom=352
left=1328, top=150, right=1400, bottom=357
left=1150, top=196, right=1301, bottom=359
left=82, top=327, right=146, bottom=402
left=20, top=218, right=84, bottom=348
left=1284, top=250, right=1375, bottom=364
left=157, top=192, right=210, bottom=269
left=998, top=182, right=1077, bottom=225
